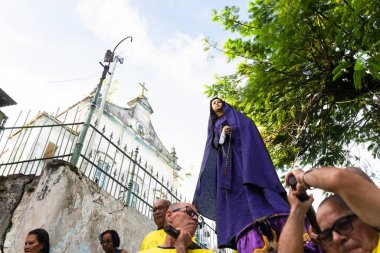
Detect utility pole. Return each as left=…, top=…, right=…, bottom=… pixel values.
left=70, top=36, right=133, bottom=166
left=96, top=55, right=124, bottom=125
left=83, top=55, right=124, bottom=161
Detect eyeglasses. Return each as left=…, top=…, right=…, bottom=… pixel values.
left=317, top=214, right=357, bottom=246
left=171, top=206, right=199, bottom=218
left=100, top=240, right=113, bottom=245
left=152, top=205, right=169, bottom=213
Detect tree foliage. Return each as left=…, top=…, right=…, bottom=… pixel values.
left=206, top=0, right=380, bottom=169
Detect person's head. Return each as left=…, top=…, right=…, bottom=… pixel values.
left=99, top=230, right=121, bottom=253
left=24, top=228, right=50, bottom=253
left=209, top=97, right=229, bottom=126
left=211, top=97, right=224, bottom=114
left=152, top=199, right=171, bottom=229
left=316, top=195, right=378, bottom=253
left=166, top=202, right=199, bottom=237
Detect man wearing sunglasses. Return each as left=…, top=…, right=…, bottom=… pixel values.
left=316, top=194, right=379, bottom=253
left=279, top=167, right=380, bottom=253
left=141, top=199, right=171, bottom=251
left=287, top=166, right=380, bottom=229
left=138, top=202, right=213, bottom=253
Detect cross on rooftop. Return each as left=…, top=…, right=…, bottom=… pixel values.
left=139, top=82, right=148, bottom=96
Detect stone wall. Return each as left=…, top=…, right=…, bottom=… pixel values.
left=0, top=174, right=38, bottom=251
left=0, top=160, right=155, bottom=253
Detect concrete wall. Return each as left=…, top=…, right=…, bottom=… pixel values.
left=0, top=160, right=155, bottom=253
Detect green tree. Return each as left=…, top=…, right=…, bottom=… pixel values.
left=206, top=0, right=380, bottom=169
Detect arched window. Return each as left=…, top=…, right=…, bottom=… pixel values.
left=94, top=153, right=115, bottom=191
left=130, top=181, right=140, bottom=208
left=136, top=121, right=145, bottom=136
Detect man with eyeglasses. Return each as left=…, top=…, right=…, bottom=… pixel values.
left=287, top=166, right=380, bottom=229
left=317, top=195, right=378, bottom=253
left=138, top=202, right=213, bottom=253
left=278, top=167, right=380, bottom=253
left=141, top=199, right=171, bottom=251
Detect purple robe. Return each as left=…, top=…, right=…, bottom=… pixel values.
left=193, top=99, right=290, bottom=249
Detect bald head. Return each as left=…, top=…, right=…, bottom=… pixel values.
left=318, top=194, right=350, bottom=212
left=154, top=199, right=171, bottom=207
left=167, top=202, right=195, bottom=211
left=166, top=202, right=199, bottom=237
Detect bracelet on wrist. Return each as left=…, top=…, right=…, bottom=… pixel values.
left=299, top=171, right=311, bottom=189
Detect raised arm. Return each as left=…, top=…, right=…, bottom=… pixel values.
left=278, top=189, right=314, bottom=253
left=287, top=167, right=380, bottom=227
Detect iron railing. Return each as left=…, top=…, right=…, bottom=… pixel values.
left=0, top=108, right=222, bottom=251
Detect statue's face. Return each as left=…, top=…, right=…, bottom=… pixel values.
left=211, top=98, right=223, bottom=113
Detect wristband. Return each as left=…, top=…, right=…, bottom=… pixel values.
left=299, top=171, right=311, bottom=189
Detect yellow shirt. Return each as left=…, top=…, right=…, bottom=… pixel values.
left=140, top=228, right=198, bottom=251
left=141, top=229, right=167, bottom=251
left=372, top=234, right=380, bottom=253
left=138, top=247, right=214, bottom=253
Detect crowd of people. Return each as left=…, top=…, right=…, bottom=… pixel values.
left=23, top=199, right=211, bottom=253
left=23, top=167, right=380, bottom=253
left=22, top=98, right=379, bottom=253
left=23, top=228, right=129, bottom=253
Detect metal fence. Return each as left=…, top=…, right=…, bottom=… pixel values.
left=0, top=108, right=222, bottom=251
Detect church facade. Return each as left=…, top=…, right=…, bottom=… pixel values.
left=0, top=90, right=184, bottom=213
left=0, top=89, right=215, bottom=250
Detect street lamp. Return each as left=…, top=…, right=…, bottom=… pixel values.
left=96, top=54, right=124, bottom=126
left=70, top=36, right=133, bottom=165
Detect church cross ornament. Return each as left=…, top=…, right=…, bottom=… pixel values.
left=139, top=82, right=148, bottom=96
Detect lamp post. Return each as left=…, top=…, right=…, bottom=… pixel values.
left=70, top=36, right=133, bottom=166
left=96, top=55, right=124, bottom=125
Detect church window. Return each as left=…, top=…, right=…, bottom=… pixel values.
left=94, top=153, right=115, bottom=191
left=130, top=181, right=140, bottom=208
left=95, top=160, right=111, bottom=190
left=118, top=175, right=142, bottom=208
left=136, top=121, right=145, bottom=136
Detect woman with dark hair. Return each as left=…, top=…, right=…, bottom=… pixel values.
left=99, top=230, right=128, bottom=253
left=194, top=97, right=291, bottom=252
left=24, top=228, right=50, bottom=253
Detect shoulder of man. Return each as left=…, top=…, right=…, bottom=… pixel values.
left=188, top=249, right=215, bottom=253
left=141, top=229, right=167, bottom=251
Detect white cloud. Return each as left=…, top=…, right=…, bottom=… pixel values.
left=76, top=0, right=156, bottom=64
left=0, top=0, right=236, bottom=199
left=74, top=0, right=235, bottom=176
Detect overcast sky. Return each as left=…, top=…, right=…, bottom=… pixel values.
left=1, top=0, right=378, bottom=200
